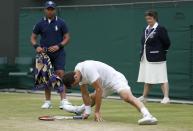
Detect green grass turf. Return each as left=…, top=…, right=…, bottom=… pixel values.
left=0, top=92, right=193, bottom=131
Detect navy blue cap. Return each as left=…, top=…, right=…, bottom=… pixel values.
left=45, top=1, right=56, bottom=9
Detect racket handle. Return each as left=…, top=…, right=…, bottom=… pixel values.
left=73, top=116, right=83, bottom=120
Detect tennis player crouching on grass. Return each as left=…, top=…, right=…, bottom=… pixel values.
left=62, top=60, right=158, bottom=125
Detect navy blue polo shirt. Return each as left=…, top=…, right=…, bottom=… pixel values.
left=33, top=16, right=68, bottom=49
left=33, top=16, right=68, bottom=71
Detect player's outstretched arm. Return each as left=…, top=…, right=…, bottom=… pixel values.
left=92, top=79, right=103, bottom=122
left=80, top=84, right=92, bottom=119
left=80, top=84, right=90, bottom=106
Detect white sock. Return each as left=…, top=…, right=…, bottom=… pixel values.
left=45, top=100, right=51, bottom=104
left=61, top=98, right=68, bottom=102
left=163, top=97, right=169, bottom=99
left=140, top=107, right=151, bottom=117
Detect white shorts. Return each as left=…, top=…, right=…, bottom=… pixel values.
left=101, top=74, right=131, bottom=98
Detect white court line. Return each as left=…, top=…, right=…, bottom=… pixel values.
left=0, top=88, right=193, bottom=105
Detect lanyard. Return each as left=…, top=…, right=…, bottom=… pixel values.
left=144, top=27, right=157, bottom=44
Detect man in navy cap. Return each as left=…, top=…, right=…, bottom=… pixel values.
left=31, top=1, right=71, bottom=109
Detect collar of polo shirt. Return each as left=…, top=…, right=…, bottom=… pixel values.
left=43, top=16, right=58, bottom=22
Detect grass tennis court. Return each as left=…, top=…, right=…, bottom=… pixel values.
left=0, top=92, right=192, bottom=131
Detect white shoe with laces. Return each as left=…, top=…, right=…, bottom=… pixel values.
left=60, top=100, right=83, bottom=115
left=59, top=99, right=72, bottom=109
left=138, top=96, right=147, bottom=103
left=138, top=115, right=158, bottom=125
left=161, top=97, right=170, bottom=104
left=41, top=101, right=52, bottom=109
left=74, top=105, right=85, bottom=115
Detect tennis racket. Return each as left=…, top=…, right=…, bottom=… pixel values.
left=38, top=115, right=83, bottom=121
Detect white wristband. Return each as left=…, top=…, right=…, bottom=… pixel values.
left=84, top=105, right=91, bottom=115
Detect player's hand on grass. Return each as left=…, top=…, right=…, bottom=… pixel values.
left=94, top=112, right=103, bottom=122
left=48, top=45, right=59, bottom=53
left=36, top=47, right=44, bottom=53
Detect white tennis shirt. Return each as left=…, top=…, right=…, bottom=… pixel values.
left=74, top=60, right=124, bottom=88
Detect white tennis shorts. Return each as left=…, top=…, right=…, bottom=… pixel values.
left=102, top=73, right=131, bottom=98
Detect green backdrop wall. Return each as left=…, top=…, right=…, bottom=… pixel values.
left=19, top=2, right=193, bottom=100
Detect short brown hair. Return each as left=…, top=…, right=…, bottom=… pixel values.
left=145, top=10, right=158, bottom=21
left=62, top=72, right=76, bottom=88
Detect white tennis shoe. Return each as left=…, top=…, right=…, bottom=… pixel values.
left=161, top=97, right=170, bottom=104
left=138, top=96, right=147, bottom=103
left=138, top=115, right=158, bottom=125
left=74, top=105, right=85, bottom=115
left=59, top=99, right=72, bottom=109
left=61, top=101, right=83, bottom=115
left=41, top=101, right=52, bottom=109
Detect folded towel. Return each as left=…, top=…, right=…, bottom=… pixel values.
left=34, top=53, right=64, bottom=93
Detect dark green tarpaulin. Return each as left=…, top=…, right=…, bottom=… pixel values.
left=17, top=2, right=193, bottom=100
